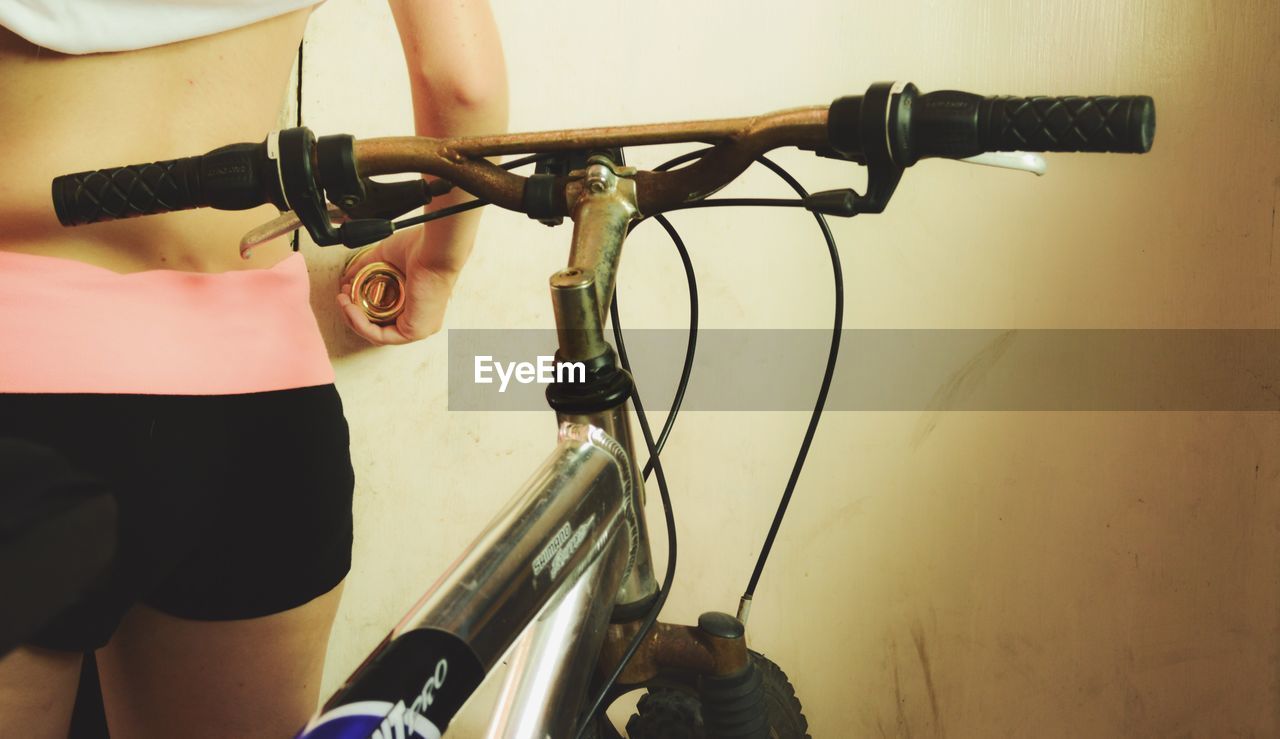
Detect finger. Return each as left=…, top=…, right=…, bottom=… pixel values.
left=336, top=292, right=376, bottom=345
left=365, top=321, right=414, bottom=345
left=337, top=291, right=412, bottom=346
left=337, top=292, right=384, bottom=345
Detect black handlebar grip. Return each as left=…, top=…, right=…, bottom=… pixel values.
left=982, top=95, right=1155, bottom=153
left=52, top=142, right=282, bottom=227
left=53, top=157, right=204, bottom=226
left=902, top=90, right=1155, bottom=163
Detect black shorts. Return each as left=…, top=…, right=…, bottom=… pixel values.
left=0, top=384, right=354, bottom=652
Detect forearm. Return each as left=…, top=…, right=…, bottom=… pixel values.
left=388, top=0, right=509, bottom=275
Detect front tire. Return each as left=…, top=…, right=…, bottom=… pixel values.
left=624, top=652, right=810, bottom=739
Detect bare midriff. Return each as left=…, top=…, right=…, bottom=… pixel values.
left=0, top=8, right=313, bottom=274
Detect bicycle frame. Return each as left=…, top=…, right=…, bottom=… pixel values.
left=301, top=154, right=685, bottom=739
left=42, top=77, right=1155, bottom=738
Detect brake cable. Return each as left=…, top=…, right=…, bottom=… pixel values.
left=388, top=153, right=548, bottom=230
left=604, top=147, right=846, bottom=623
left=732, top=155, right=844, bottom=623
left=373, top=148, right=842, bottom=733
left=572, top=150, right=843, bottom=733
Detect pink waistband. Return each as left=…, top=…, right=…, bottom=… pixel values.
left=0, top=251, right=335, bottom=395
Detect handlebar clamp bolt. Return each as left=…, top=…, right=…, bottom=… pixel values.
left=584, top=163, right=616, bottom=194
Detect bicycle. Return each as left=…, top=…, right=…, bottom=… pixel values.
left=51, top=82, right=1155, bottom=738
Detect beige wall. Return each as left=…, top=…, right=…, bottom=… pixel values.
left=297, top=1, right=1280, bottom=736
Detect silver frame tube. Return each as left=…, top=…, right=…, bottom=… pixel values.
left=391, top=423, right=633, bottom=670
left=483, top=531, right=629, bottom=738
left=558, top=405, right=656, bottom=607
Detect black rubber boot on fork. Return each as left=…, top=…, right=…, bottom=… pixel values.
left=698, top=659, right=768, bottom=739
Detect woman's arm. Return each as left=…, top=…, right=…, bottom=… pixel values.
left=338, top=0, right=509, bottom=345
left=390, top=0, right=509, bottom=148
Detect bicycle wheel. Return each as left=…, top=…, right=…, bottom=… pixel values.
left=582, top=711, right=626, bottom=739
left=624, top=652, right=810, bottom=739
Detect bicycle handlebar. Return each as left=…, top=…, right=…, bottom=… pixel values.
left=52, top=143, right=285, bottom=226
left=51, top=83, right=1156, bottom=230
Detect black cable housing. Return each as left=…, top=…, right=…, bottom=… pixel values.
left=739, top=156, right=844, bottom=602
left=574, top=151, right=844, bottom=735
left=570, top=185, right=699, bottom=739
left=389, top=153, right=545, bottom=230
left=385, top=145, right=843, bottom=737
left=640, top=215, right=697, bottom=477
left=569, top=301, right=677, bottom=739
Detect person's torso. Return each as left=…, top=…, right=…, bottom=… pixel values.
left=0, top=7, right=314, bottom=273
left=0, top=0, right=322, bottom=55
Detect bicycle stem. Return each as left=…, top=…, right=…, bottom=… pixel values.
left=547, top=155, right=660, bottom=609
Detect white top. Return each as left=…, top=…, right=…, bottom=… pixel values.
left=0, top=0, right=323, bottom=55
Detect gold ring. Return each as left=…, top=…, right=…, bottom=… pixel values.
left=343, top=244, right=376, bottom=275
left=350, top=261, right=406, bottom=325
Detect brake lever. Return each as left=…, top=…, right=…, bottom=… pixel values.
left=239, top=177, right=446, bottom=258
left=959, top=151, right=1047, bottom=176
left=240, top=205, right=349, bottom=259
